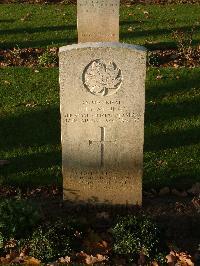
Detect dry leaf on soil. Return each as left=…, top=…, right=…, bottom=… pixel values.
left=23, top=256, right=41, bottom=265
left=76, top=251, right=108, bottom=265
left=57, top=256, right=71, bottom=264
left=166, top=251, right=194, bottom=266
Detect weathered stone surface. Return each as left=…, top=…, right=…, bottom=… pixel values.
left=59, top=43, right=146, bottom=205
left=77, top=0, right=120, bottom=43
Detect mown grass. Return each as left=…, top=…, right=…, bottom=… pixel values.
left=145, top=68, right=200, bottom=189
left=0, top=67, right=199, bottom=190
left=0, top=68, right=60, bottom=186
left=0, top=4, right=199, bottom=50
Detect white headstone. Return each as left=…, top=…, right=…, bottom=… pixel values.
left=77, top=0, right=120, bottom=43
left=59, top=43, right=146, bottom=205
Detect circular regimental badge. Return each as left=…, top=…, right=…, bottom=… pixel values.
left=83, top=59, right=122, bottom=96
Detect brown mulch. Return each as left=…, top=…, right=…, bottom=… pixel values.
left=0, top=184, right=199, bottom=215
left=149, top=48, right=200, bottom=67
left=1, top=47, right=200, bottom=68
left=124, top=0, right=200, bottom=4
left=0, top=185, right=62, bottom=199
left=0, top=47, right=58, bottom=68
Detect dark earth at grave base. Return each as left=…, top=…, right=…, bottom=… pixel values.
left=0, top=184, right=199, bottom=265
left=1, top=47, right=200, bottom=68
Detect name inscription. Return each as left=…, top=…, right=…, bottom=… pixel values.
left=65, top=100, right=142, bottom=123
left=80, top=32, right=116, bottom=38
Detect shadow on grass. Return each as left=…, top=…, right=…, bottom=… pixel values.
left=2, top=23, right=200, bottom=50
left=0, top=106, right=60, bottom=150
left=121, top=24, right=200, bottom=38
left=0, top=38, right=77, bottom=49
left=146, top=72, right=200, bottom=100
left=145, top=70, right=200, bottom=151
left=0, top=25, right=76, bottom=35
left=0, top=106, right=61, bottom=186
left=0, top=24, right=77, bottom=49
left=1, top=150, right=61, bottom=175
left=145, top=126, right=200, bottom=152
left=0, top=19, right=16, bottom=23
left=1, top=101, right=199, bottom=188
left=120, top=24, right=200, bottom=50
left=120, top=20, right=144, bottom=26
left=146, top=100, right=199, bottom=124
left=0, top=150, right=62, bottom=187
left=0, top=68, right=199, bottom=188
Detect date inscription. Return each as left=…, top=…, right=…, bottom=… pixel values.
left=64, top=100, right=142, bottom=123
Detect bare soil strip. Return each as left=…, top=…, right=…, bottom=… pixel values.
left=1, top=47, right=200, bottom=67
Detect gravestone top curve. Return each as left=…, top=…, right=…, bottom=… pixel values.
left=59, top=42, right=147, bottom=53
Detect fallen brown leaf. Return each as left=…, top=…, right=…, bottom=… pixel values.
left=177, top=252, right=194, bottom=266
left=23, top=256, right=41, bottom=265
left=166, top=251, right=176, bottom=265
left=167, top=251, right=195, bottom=266
left=76, top=251, right=108, bottom=265
left=58, top=256, right=71, bottom=264
left=151, top=261, right=159, bottom=266
left=192, top=197, right=200, bottom=212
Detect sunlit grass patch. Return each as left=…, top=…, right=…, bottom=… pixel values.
left=0, top=4, right=199, bottom=50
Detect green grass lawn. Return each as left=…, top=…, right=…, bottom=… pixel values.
left=0, top=4, right=200, bottom=50
left=0, top=67, right=199, bottom=190
left=0, top=3, right=200, bottom=191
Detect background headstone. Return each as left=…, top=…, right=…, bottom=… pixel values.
left=59, top=43, right=146, bottom=205
left=77, top=0, right=120, bottom=43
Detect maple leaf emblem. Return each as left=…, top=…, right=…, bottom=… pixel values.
left=83, top=59, right=122, bottom=96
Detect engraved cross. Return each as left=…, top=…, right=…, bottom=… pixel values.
left=89, top=127, right=117, bottom=167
